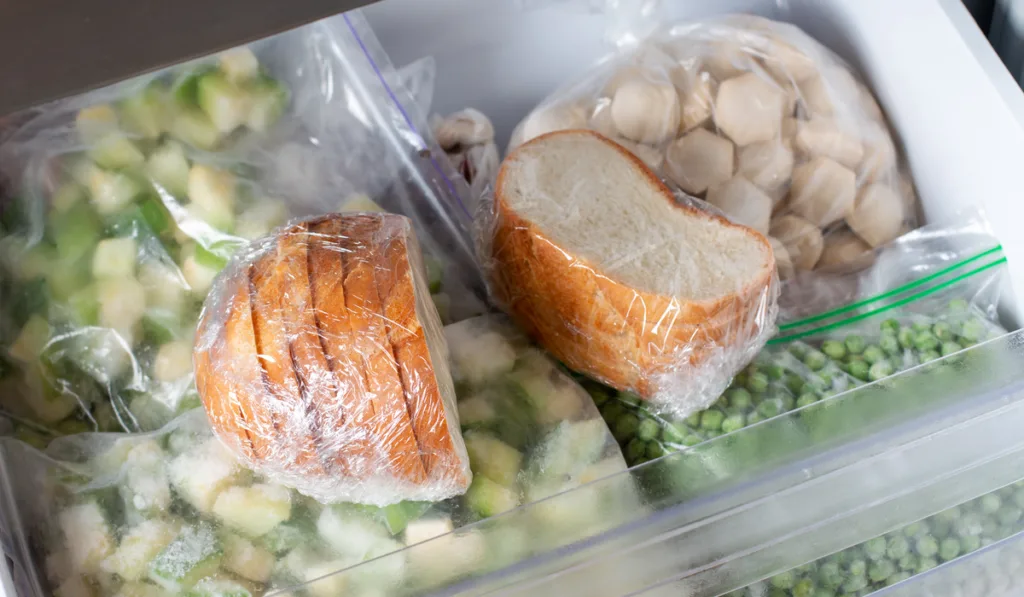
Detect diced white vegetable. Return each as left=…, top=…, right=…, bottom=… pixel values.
left=60, top=502, right=115, bottom=574
left=147, top=142, right=191, bottom=197
left=212, top=484, right=292, bottom=538
left=705, top=177, right=773, bottom=235
left=93, top=237, right=138, bottom=279
left=409, top=530, right=486, bottom=586
left=98, top=276, right=146, bottom=334
left=218, top=48, right=260, bottom=83
left=76, top=105, right=118, bottom=142
left=148, top=525, right=222, bottom=592
left=123, top=440, right=172, bottom=515
left=88, top=168, right=141, bottom=215
left=115, top=582, right=172, bottom=597
left=89, top=133, right=145, bottom=170
left=185, top=201, right=234, bottom=234
left=665, top=129, right=735, bottom=195
left=153, top=340, right=194, bottom=382
left=169, top=110, right=221, bottom=151
left=339, top=193, right=385, bottom=213
left=302, top=560, right=351, bottom=597
left=457, top=395, right=497, bottom=427
left=737, top=140, right=794, bottom=193
left=53, top=183, right=86, bottom=214
left=100, top=519, right=179, bottom=580
left=508, top=350, right=583, bottom=425
left=846, top=183, right=904, bottom=248
left=530, top=419, right=610, bottom=482
left=610, top=78, right=679, bottom=145
left=181, top=254, right=220, bottom=296
left=187, top=164, right=236, bottom=226
left=794, top=118, right=864, bottom=169
left=714, top=73, right=786, bottom=146
left=235, top=199, right=287, bottom=240
left=317, top=507, right=398, bottom=560
left=443, top=323, right=517, bottom=385
left=465, top=432, right=522, bottom=487
left=221, top=532, right=275, bottom=583
left=55, top=576, right=96, bottom=597
left=770, top=215, right=824, bottom=271
left=138, top=262, right=187, bottom=314
left=197, top=72, right=251, bottom=134
left=22, top=363, right=79, bottom=423
left=788, top=156, right=856, bottom=227
left=404, top=517, right=454, bottom=547
left=9, top=314, right=50, bottom=363
left=169, top=439, right=245, bottom=513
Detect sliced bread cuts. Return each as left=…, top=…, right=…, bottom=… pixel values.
left=194, top=213, right=470, bottom=505
left=487, top=130, right=778, bottom=413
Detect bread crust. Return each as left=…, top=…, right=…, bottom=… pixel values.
left=491, top=129, right=776, bottom=397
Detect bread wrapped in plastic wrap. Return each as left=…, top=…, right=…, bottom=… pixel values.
left=508, top=14, right=917, bottom=309
left=193, top=213, right=470, bottom=505
left=479, top=129, right=778, bottom=418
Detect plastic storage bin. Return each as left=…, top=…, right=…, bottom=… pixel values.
left=5, top=1, right=1024, bottom=597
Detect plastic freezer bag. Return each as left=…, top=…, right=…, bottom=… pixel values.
left=0, top=318, right=632, bottom=597
left=509, top=13, right=916, bottom=292
left=593, top=220, right=1008, bottom=463
left=0, top=12, right=483, bottom=439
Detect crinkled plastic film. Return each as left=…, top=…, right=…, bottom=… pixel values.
left=0, top=12, right=484, bottom=441
left=193, top=212, right=471, bottom=505
left=0, top=315, right=631, bottom=597
left=508, top=14, right=918, bottom=308
left=479, top=129, right=779, bottom=420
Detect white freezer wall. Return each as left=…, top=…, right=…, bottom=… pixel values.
left=364, top=0, right=1024, bottom=324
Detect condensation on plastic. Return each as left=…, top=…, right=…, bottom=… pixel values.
left=477, top=130, right=779, bottom=420
left=193, top=212, right=470, bottom=505
left=506, top=14, right=918, bottom=303
left=0, top=314, right=630, bottom=597
left=0, top=12, right=484, bottom=441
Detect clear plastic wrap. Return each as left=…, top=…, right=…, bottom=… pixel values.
left=431, top=108, right=501, bottom=206
left=508, top=14, right=917, bottom=301
left=0, top=13, right=484, bottom=440
left=193, top=212, right=470, bottom=505
left=590, top=217, right=1008, bottom=463
left=0, top=314, right=631, bottom=597
left=479, top=128, right=778, bottom=419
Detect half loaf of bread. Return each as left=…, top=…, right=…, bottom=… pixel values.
left=487, top=130, right=777, bottom=407
left=194, top=213, right=470, bottom=505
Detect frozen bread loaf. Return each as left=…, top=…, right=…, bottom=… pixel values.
left=194, top=213, right=470, bottom=505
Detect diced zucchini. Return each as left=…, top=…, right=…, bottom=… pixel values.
left=66, top=327, right=135, bottom=386
left=53, top=183, right=87, bottom=214
left=21, top=363, right=77, bottom=423
left=244, top=75, right=288, bottom=133
left=16, top=242, right=56, bottom=281
left=100, top=519, right=179, bottom=580
left=403, top=517, right=454, bottom=547
left=89, top=133, right=145, bottom=170
left=212, top=483, right=292, bottom=537
left=221, top=532, right=275, bottom=583
left=529, top=419, right=610, bottom=482
left=185, top=202, right=234, bottom=235
left=465, top=476, right=519, bottom=519
left=55, top=575, right=96, bottom=597
left=235, top=199, right=287, bottom=240
left=76, top=104, right=118, bottom=142
left=464, top=431, right=522, bottom=487
left=50, top=200, right=102, bottom=261
left=46, top=254, right=92, bottom=302
left=152, top=340, right=194, bottom=382
left=301, top=560, right=351, bottom=597
left=187, top=164, right=236, bottom=218
left=181, top=254, right=221, bottom=296
left=97, top=276, right=147, bottom=335
left=146, top=142, right=191, bottom=197
left=169, top=439, right=245, bottom=513
left=377, top=501, right=432, bottom=536
left=88, top=167, right=142, bottom=215
left=92, top=237, right=138, bottom=279
left=508, top=350, right=584, bottom=425
left=409, top=530, right=486, bottom=586
left=138, top=262, right=187, bottom=314
left=259, top=523, right=306, bottom=556
left=142, top=310, right=181, bottom=346
left=197, top=72, right=251, bottom=134
left=60, top=501, right=115, bottom=574
left=115, top=582, right=173, bottom=597
left=432, top=292, right=451, bottom=324
left=138, top=195, right=173, bottom=237
left=123, top=440, right=172, bottom=515
left=458, top=394, right=498, bottom=428
left=219, top=48, right=260, bottom=83
left=443, top=323, right=518, bottom=385
left=9, top=314, right=50, bottom=363
left=424, top=256, right=443, bottom=294
left=120, top=83, right=167, bottom=139
left=169, top=110, right=221, bottom=151
left=183, top=578, right=252, bottom=597
left=317, top=507, right=398, bottom=560
left=148, top=524, right=222, bottom=592
left=339, top=193, right=385, bottom=213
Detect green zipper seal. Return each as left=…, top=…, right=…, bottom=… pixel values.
left=778, top=246, right=1003, bottom=332
left=768, top=256, right=1008, bottom=345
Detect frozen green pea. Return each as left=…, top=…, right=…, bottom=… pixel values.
left=920, top=350, right=941, bottom=363
left=917, top=556, right=938, bottom=573
left=766, top=364, right=785, bottom=380
left=770, top=571, right=794, bottom=590
left=637, top=418, right=660, bottom=442
left=886, top=572, right=911, bottom=586
left=721, top=414, right=745, bottom=434
left=700, top=409, right=724, bottom=431
left=948, top=298, right=969, bottom=313
left=939, top=537, right=960, bottom=561
left=903, top=521, right=928, bottom=538
left=997, top=506, right=1022, bottom=526
left=980, top=493, right=1002, bottom=514
left=778, top=394, right=795, bottom=411
left=613, top=414, right=639, bottom=443
left=646, top=442, right=665, bottom=460
left=757, top=399, right=782, bottom=419
left=686, top=412, right=701, bottom=427
left=845, top=335, right=866, bottom=355
left=940, top=341, right=962, bottom=356
left=934, top=506, right=961, bottom=523
left=933, top=321, right=953, bottom=341
left=618, top=391, right=642, bottom=407
left=588, top=384, right=612, bottom=406
left=746, top=412, right=765, bottom=426
left=868, top=559, right=896, bottom=582
left=912, top=320, right=931, bottom=332
left=747, top=371, right=770, bottom=393
left=804, top=350, right=828, bottom=371
left=727, top=388, right=753, bottom=410
left=930, top=519, right=952, bottom=539
left=960, top=534, right=982, bottom=554
left=662, top=422, right=686, bottom=444
left=960, top=319, right=986, bottom=343
left=914, top=331, right=940, bottom=352
left=792, top=578, right=815, bottom=597
left=821, top=340, right=846, bottom=360
left=897, top=554, right=916, bottom=571
left=1014, top=488, right=1024, bottom=509
left=863, top=537, right=887, bottom=561
left=817, top=561, right=843, bottom=589
left=897, top=327, right=914, bottom=349
left=705, top=429, right=723, bottom=439
left=880, top=319, right=900, bottom=335
left=789, top=343, right=810, bottom=358
left=600, top=402, right=625, bottom=422
left=682, top=434, right=703, bottom=447
left=785, top=374, right=805, bottom=394
left=625, top=438, right=647, bottom=462
left=848, top=360, right=869, bottom=381
left=915, top=536, right=939, bottom=557
left=886, top=535, right=910, bottom=560
left=880, top=334, right=900, bottom=356
left=863, top=345, right=886, bottom=365
left=796, top=393, right=818, bottom=408
left=868, top=360, right=894, bottom=381
left=981, top=518, right=999, bottom=538
left=841, top=574, right=868, bottom=593
left=848, top=558, right=867, bottom=577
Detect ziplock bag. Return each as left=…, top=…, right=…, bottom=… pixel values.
left=0, top=12, right=484, bottom=439
left=0, top=315, right=633, bottom=597
left=508, top=13, right=917, bottom=294
left=593, top=216, right=1009, bottom=464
